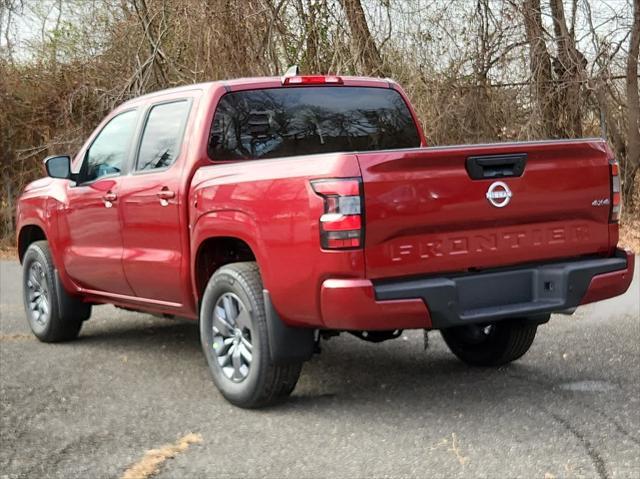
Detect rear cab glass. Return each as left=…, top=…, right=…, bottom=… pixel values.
left=208, top=86, right=421, bottom=161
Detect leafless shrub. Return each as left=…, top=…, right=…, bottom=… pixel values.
left=1, top=0, right=638, bottom=244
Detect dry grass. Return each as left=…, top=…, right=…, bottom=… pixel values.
left=0, top=246, right=17, bottom=260
left=0, top=333, right=33, bottom=342
left=121, top=433, right=203, bottom=479
left=431, top=433, right=469, bottom=468
left=0, top=234, right=16, bottom=259
left=619, top=176, right=640, bottom=253
left=619, top=212, right=640, bottom=253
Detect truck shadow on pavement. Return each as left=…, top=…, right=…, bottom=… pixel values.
left=74, top=314, right=551, bottom=412
left=78, top=316, right=200, bottom=348
left=42, top=312, right=640, bottom=456
left=68, top=314, right=640, bottom=458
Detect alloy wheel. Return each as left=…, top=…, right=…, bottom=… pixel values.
left=26, top=261, right=50, bottom=328
left=211, top=292, right=254, bottom=382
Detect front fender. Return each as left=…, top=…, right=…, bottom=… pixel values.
left=17, top=180, right=80, bottom=295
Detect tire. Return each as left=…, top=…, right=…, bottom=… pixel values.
left=441, top=320, right=537, bottom=367
left=199, top=262, right=302, bottom=408
left=22, top=240, right=91, bottom=342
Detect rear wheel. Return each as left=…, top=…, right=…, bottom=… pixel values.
left=22, top=240, right=91, bottom=342
left=441, top=320, right=537, bottom=367
left=199, top=262, right=302, bottom=408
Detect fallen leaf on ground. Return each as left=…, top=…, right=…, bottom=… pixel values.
left=121, top=433, right=203, bottom=479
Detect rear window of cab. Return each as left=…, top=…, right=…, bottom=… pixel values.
left=208, top=86, right=421, bottom=161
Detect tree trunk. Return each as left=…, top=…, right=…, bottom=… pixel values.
left=521, top=0, right=558, bottom=137
left=625, top=0, right=640, bottom=204
left=295, top=0, right=330, bottom=74
left=338, top=0, right=385, bottom=76
left=549, top=0, right=585, bottom=137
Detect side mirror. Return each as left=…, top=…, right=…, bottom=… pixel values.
left=44, top=155, right=72, bottom=179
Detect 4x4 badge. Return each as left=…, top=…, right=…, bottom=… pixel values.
left=486, top=181, right=512, bottom=208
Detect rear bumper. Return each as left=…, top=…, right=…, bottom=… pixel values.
left=319, top=249, right=634, bottom=330
left=320, top=279, right=432, bottom=330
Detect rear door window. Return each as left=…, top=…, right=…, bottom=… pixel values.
left=208, top=87, right=420, bottom=161
left=136, top=100, right=190, bottom=171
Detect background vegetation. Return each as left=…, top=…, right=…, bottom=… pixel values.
left=1, top=0, right=638, bottom=246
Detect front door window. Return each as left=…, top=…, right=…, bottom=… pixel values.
left=79, top=109, right=138, bottom=183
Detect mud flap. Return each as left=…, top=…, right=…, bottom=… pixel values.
left=263, top=290, right=314, bottom=364
left=54, top=268, right=91, bottom=322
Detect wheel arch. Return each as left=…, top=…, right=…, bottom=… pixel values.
left=191, top=210, right=269, bottom=303
left=18, top=223, right=47, bottom=263
left=193, top=236, right=260, bottom=302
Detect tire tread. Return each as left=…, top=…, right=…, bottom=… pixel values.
left=201, top=261, right=302, bottom=408
left=23, top=241, right=89, bottom=342
left=441, top=321, right=537, bottom=367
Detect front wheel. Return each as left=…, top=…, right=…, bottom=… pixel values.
left=199, top=262, right=302, bottom=408
left=22, top=240, right=91, bottom=342
left=441, top=320, right=538, bottom=367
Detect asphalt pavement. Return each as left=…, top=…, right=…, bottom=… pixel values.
left=1, top=258, right=639, bottom=478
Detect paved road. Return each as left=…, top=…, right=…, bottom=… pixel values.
left=1, top=259, right=639, bottom=479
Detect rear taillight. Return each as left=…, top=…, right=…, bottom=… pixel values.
left=311, top=178, right=363, bottom=249
left=610, top=159, right=621, bottom=222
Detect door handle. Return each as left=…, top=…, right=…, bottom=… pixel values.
left=156, top=188, right=175, bottom=200
left=103, top=191, right=117, bottom=208
left=156, top=187, right=175, bottom=206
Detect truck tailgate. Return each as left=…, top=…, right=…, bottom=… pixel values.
left=357, top=140, right=613, bottom=280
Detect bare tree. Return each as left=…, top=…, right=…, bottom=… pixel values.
left=0, top=0, right=22, bottom=60
left=549, top=0, right=586, bottom=137
left=1, top=0, right=639, bottom=245
left=522, top=0, right=558, bottom=137
left=626, top=0, right=640, bottom=199
left=338, top=0, right=385, bottom=76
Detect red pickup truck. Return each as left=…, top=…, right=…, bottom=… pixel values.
left=16, top=74, right=634, bottom=408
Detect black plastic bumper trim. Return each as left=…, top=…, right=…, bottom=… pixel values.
left=374, top=252, right=628, bottom=329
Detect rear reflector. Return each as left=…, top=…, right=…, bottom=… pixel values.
left=325, top=234, right=361, bottom=249
left=311, top=178, right=363, bottom=250
left=610, top=159, right=621, bottom=222
left=612, top=192, right=621, bottom=205
left=320, top=214, right=361, bottom=231
left=282, top=75, right=343, bottom=85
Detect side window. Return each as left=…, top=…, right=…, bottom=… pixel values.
left=136, top=100, right=190, bottom=171
left=80, top=109, right=138, bottom=183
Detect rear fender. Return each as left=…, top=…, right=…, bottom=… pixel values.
left=190, top=210, right=268, bottom=299
left=192, top=211, right=315, bottom=363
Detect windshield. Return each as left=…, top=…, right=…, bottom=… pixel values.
left=208, top=86, right=421, bottom=161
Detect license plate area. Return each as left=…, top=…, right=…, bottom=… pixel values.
left=456, top=270, right=534, bottom=311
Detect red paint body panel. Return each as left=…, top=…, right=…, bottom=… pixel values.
left=119, top=169, right=185, bottom=303
left=580, top=251, right=635, bottom=305
left=15, top=76, right=634, bottom=331
left=63, top=177, right=134, bottom=295
left=190, top=153, right=365, bottom=327
left=320, top=279, right=431, bottom=330
left=118, top=91, right=201, bottom=311
left=357, top=140, right=612, bottom=279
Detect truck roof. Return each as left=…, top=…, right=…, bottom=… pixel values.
left=120, top=75, right=395, bottom=107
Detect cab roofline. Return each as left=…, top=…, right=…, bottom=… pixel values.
left=119, top=75, right=395, bottom=108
